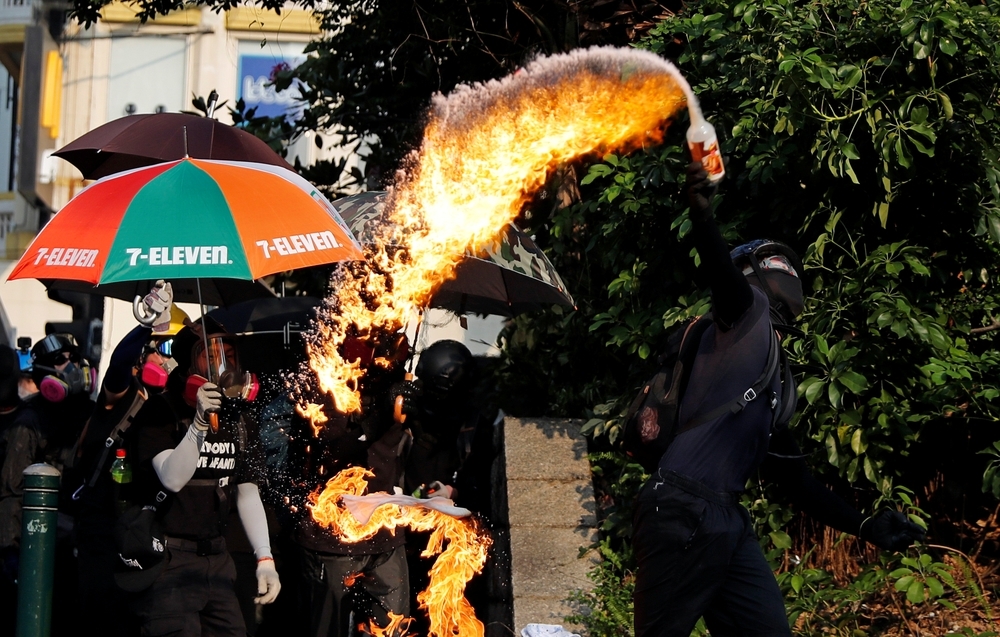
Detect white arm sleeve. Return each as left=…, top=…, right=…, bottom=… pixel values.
left=237, top=482, right=273, bottom=560
left=151, top=425, right=205, bottom=492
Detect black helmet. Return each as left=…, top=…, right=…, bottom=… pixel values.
left=730, top=239, right=804, bottom=323
left=30, top=334, right=79, bottom=373
left=415, top=340, right=475, bottom=401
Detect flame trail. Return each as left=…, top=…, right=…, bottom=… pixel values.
left=309, top=468, right=492, bottom=637
left=303, top=45, right=691, bottom=415
left=301, top=45, right=693, bottom=637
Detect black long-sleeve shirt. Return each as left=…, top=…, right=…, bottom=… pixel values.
left=663, top=210, right=863, bottom=534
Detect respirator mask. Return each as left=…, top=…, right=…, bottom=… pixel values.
left=183, top=335, right=259, bottom=407
left=32, top=333, right=96, bottom=402
left=37, top=358, right=96, bottom=403
left=139, top=339, right=178, bottom=390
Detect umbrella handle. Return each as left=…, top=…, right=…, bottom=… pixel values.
left=393, top=372, right=414, bottom=424
left=133, top=295, right=158, bottom=326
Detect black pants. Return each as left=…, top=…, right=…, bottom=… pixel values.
left=132, top=542, right=245, bottom=637
left=298, top=544, right=409, bottom=637
left=632, top=472, right=790, bottom=637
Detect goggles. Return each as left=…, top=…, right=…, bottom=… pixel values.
left=740, top=254, right=798, bottom=278
left=144, top=339, right=175, bottom=358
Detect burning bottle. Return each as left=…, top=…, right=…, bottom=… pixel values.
left=686, top=102, right=725, bottom=183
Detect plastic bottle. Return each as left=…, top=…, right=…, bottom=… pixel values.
left=686, top=103, right=725, bottom=183
left=110, top=448, right=132, bottom=484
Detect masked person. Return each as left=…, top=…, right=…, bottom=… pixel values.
left=292, top=335, right=411, bottom=637
left=396, top=340, right=496, bottom=635
left=401, top=340, right=494, bottom=514
left=120, top=317, right=279, bottom=637
left=631, top=163, right=926, bottom=637
left=73, top=282, right=190, bottom=637
left=0, top=344, right=43, bottom=625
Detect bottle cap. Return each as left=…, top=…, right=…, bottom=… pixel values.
left=116, top=448, right=127, bottom=458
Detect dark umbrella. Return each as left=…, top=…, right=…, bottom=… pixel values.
left=53, top=112, right=294, bottom=180
left=332, top=191, right=574, bottom=316
left=42, top=277, right=275, bottom=307
left=206, top=296, right=320, bottom=333
left=207, top=297, right=322, bottom=374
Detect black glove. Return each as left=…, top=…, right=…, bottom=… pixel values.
left=685, top=161, right=717, bottom=222
left=860, top=509, right=926, bottom=551
left=386, top=379, right=422, bottom=419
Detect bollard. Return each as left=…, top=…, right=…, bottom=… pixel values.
left=16, top=463, right=60, bottom=637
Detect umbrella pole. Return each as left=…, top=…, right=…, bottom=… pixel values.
left=195, top=278, right=214, bottom=382
left=407, top=307, right=425, bottom=374
left=196, top=278, right=219, bottom=433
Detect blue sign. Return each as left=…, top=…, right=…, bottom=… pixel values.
left=237, top=55, right=305, bottom=120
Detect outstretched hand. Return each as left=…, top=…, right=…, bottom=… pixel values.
left=860, top=509, right=926, bottom=551
left=685, top=161, right=718, bottom=221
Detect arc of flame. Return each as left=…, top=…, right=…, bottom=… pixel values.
left=309, top=467, right=492, bottom=637
left=303, top=46, right=691, bottom=416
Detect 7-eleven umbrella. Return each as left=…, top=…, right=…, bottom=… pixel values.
left=8, top=159, right=363, bottom=292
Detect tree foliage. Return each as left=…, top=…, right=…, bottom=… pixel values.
left=501, top=0, right=1000, bottom=519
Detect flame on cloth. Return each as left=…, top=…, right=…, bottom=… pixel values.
left=365, top=612, right=415, bottom=637
left=302, top=45, right=690, bottom=417
left=310, top=467, right=492, bottom=637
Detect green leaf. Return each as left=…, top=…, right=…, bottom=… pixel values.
left=895, top=575, right=915, bottom=591
left=906, top=579, right=926, bottom=604
left=769, top=530, right=792, bottom=549
left=925, top=576, right=945, bottom=598
left=791, top=573, right=804, bottom=594
left=938, top=92, right=953, bottom=119
left=828, top=381, right=843, bottom=408
left=826, top=433, right=839, bottom=465
left=839, top=371, right=869, bottom=394
left=939, top=37, right=958, bottom=56
left=913, top=40, right=931, bottom=60
left=864, top=456, right=879, bottom=483
left=851, top=428, right=867, bottom=454
left=895, top=136, right=913, bottom=168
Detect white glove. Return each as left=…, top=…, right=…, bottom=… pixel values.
left=193, top=382, right=222, bottom=432
left=255, top=558, right=281, bottom=604
left=144, top=280, right=173, bottom=332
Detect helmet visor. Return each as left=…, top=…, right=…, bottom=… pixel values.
left=191, top=335, right=239, bottom=383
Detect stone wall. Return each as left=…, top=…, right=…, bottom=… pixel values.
left=486, top=417, right=597, bottom=636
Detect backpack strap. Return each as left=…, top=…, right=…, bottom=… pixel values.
left=676, top=326, right=782, bottom=433
left=84, top=386, right=149, bottom=490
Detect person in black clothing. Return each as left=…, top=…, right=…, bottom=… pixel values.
left=124, top=318, right=280, bottom=637
left=401, top=340, right=494, bottom=514
left=74, top=283, right=189, bottom=637
left=0, top=344, right=43, bottom=632
left=396, top=339, right=496, bottom=635
left=631, top=163, right=925, bottom=637
left=292, top=335, right=410, bottom=637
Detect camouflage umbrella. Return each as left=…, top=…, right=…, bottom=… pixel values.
left=332, top=191, right=574, bottom=316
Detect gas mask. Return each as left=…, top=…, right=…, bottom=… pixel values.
left=139, top=339, right=178, bottom=390
left=37, top=360, right=97, bottom=403
left=184, top=335, right=259, bottom=406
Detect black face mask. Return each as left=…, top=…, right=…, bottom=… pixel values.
left=748, top=271, right=803, bottom=324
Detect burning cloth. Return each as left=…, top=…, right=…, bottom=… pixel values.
left=342, top=492, right=471, bottom=526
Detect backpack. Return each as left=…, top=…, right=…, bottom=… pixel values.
left=621, top=315, right=795, bottom=472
